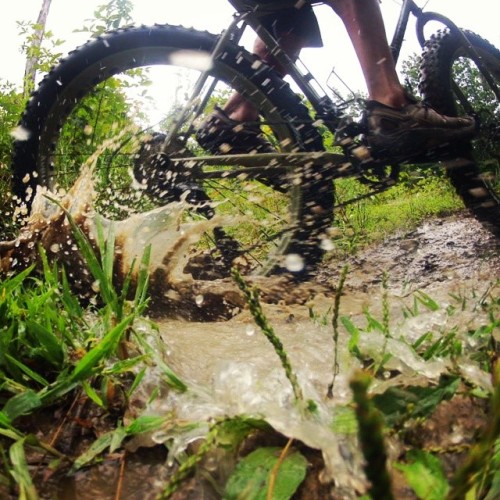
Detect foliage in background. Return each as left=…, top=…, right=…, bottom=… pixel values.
left=17, top=19, right=65, bottom=97
left=0, top=82, right=25, bottom=240
left=77, top=0, right=134, bottom=36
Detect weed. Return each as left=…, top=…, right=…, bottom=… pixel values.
left=231, top=269, right=305, bottom=406
left=328, top=264, right=349, bottom=397
left=350, top=370, right=394, bottom=500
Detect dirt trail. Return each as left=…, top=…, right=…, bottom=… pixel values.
left=316, top=212, right=499, bottom=297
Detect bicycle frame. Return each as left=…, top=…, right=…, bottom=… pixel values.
left=166, top=0, right=498, bottom=177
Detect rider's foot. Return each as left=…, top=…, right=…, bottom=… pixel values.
left=196, top=107, right=275, bottom=154
left=364, top=98, right=476, bottom=160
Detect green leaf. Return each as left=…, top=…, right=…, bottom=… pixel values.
left=414, top=291, right=440, bottom=312
left=134, top=244, right=152, bottom=308
left=484, top=439, right=500, bottom=500
left=0, top=427, right=23, bottom=440
left=69, top=315, right=134, bottom=383
left=126, top=367, right=146, bottom=398
left=110, top=425, right=128, bottom=453
left=215, top=417, right=269, bottom=450
left=125, top=415, right=167, bottom=436
left=25, top=320, right=65, bottom=366
left=341, top=316, right=361, bottom=356
left=0, top=411, right=13, bottom=429
left=132, top=330, right=187, bottom=392
left=102, top=355, right=147, bottom=376
left=224, top=447, right=307, bottom=500
left=394, top=450, right=449, bottom=500
left=3, top=390, right=42, bottom=421
left=331, top=406, right=358, bottom=434
left=363, top=309, right=385, bottom=333
left=373, top=375, right=460, bottom=426
left=82, top=381, right=104, bottom=408
left=412, top=331, right=433, bottom=351
left=71, top=431, right=114, bottom=471
left=485, top=469, right=500, bottom=500
left=38, top=316, right=134, bottom=405
left=45, top=197, right=115, bottom=307
left=0, top=266, right=34, bottom=296
left=4, top=354, right=49, bottom=387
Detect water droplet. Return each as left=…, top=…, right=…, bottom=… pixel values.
left=245, top=325, right=255, bottom=336
left=10, top=126, right=30, bottom=141
left=320, top=238, right=334, bottom=251
left=285, top=253, right=304, bottom=272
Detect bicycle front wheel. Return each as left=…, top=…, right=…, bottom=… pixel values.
left=12, top=24, right=334, bottom=277
left=419, top=29, right=500, bottom=237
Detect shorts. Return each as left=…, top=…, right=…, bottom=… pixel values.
left=229, top=0, right=323, bottom=47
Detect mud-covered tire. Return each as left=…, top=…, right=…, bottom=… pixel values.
left=419, top=29, right=500, bottom=237
left=11, top=24, right=334, bottom=276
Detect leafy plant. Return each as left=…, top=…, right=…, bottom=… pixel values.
left=0, top=207, right=186, bottom=495
left=224, top=445, right=307, bottom=500
left=394, top=449, right=449, bottom=500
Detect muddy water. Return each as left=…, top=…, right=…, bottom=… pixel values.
left=2, top=172, right=499, bottom=498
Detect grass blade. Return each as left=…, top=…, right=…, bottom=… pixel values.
left=4, top=355, right=49, bottom=387
left=3, top=391, right=42, bottom=421
left=69, top=315, right=134, bottom=383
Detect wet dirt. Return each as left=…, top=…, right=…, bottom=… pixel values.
left=316, top=212, right=499, bottom=297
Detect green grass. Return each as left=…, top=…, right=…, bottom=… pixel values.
left=0, top=215, right=187, bottom=497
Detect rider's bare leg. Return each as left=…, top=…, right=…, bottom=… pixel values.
left=222, top=34, right=306, bottom=122
left=325, top=0, right=407, bottom=108
left=226, top=0, right=408, bottom=119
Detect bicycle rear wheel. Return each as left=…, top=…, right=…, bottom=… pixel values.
left=12, top=25, right=334, bottom=277
left=419, top=29, right=500, bottom=237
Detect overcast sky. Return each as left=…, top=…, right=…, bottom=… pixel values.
left=1, top=0, right=499, bottom=93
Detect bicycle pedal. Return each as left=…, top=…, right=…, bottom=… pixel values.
left=335, top=118, right=366, bottom=142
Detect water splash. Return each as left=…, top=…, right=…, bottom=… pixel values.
left=0, top=160, right=227, bottom=316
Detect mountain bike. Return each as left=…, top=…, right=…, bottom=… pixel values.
left=11, top=0, right=500, bottom=278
